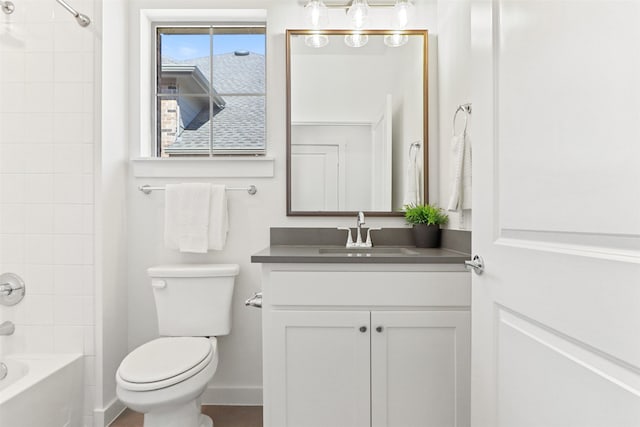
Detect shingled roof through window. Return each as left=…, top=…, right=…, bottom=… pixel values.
left=162, top=51, right=265, bottom=154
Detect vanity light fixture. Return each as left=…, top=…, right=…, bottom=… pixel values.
left=383, top=32, right=408, bottom=47
left=344, top=33, right=369, bottom=48
left=347, top=0, right=369, bottom=29
left=303, top=0, right=413, bottom=30
left=303, top=0, right=413, bottom=48
left=305, top=0, right=329, bottom=28
left=305, top=33, right=330, bottom=48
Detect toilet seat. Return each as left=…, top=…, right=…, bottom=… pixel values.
left=117, top=337, right=216, bottom=392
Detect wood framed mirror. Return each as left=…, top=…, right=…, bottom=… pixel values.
left=286, top=29, right=428, bottom=216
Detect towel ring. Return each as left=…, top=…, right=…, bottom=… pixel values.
left=453, top=103, right=472, bottom=136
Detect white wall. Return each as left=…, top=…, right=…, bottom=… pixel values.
left=0, top=0, right=98, bottom=425
left=95, top=0, right=129, bottom=425
left=122, top=0, right=438, bottom=405
left=436, top=0, right=472, bottom=230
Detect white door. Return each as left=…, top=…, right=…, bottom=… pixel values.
left=471, top=2, right=640, bottom=427
left=371, top=311, right=470, bottom=427
left=270, top=311, right=371, bottom=427
left=290, top=144, right=340, bottom=211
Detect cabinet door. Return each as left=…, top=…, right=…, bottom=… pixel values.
left=270, top=310, right=371, bottom=427
left=371, top=311, right=471, bottom=427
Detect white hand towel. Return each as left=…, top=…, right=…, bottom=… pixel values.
left=447, top=134, right=466, bottom=211
left=207, top=184, right=229, bottom=251
left=164, top=183, right=211, bottom=253
left=461, top=134, right=472, bottom=210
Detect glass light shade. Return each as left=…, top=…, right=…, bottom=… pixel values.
left=305, top=0, right=328, bottom=28
left=384, top=33, right=409, bottom=47
left=347, top=0, right=369, bottom=29
left=305, top=33, right=329, bottom=48
left=392, top=0, right=412, bottom=29
left=344, top=33, right=369, bottom=48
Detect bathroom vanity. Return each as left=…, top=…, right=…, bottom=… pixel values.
left=251, top=228, right=471, bottom=427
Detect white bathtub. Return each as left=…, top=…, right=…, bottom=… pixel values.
left=0, top=354, right=83, bottom=427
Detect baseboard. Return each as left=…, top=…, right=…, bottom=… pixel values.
left=94, top=397, right=127, bottom=427
left=201, top=386, right=263, bottom=406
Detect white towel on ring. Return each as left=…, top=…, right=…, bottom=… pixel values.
left=448, top=132, right=472, bottom=211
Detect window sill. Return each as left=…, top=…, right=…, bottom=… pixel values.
left=131, top=157, right=275, bottom=178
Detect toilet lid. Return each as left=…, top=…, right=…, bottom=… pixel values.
left=117, top=337, right=213, bottom=390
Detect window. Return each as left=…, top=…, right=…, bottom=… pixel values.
left=156, top=26, right=266, bottom=157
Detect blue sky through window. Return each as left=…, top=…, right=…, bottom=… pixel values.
left=162, top=33, right=265, bottom=61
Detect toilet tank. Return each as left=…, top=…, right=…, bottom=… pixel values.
left=147, top=264, right=239, bottom=337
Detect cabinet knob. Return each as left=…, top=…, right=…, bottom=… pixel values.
left=359, top=326, right=367, bottom=333
left=376, top=326, right=383, bottom=333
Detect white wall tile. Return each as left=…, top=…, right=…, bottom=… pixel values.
left=23, top=325, right=55, bottom=352
left=54, top=204, right=84, bottom=233
left=0, top=113, right=26, bottom=143
left=0, top=234, right=25, bottom=263
left=24, top=264, right=54, bottom=294
left=53, top=234, right=84, bottom=264
left=24, top=82, right=54, bottom=113
left=23, top=294, right=54, bottom=325
left=24, top=173, right=54, bottom=203
left=54, top=52, right=86, bottom=83
left=54, top=144, right=84, bottom=174
left=0, top=144, right=26, bottom=173
left=53, top=325, right=84, bottom=352
left=24, top=113, right=54, bottom=143
left=0, top=204, right=25, bottom=233
left=24, top=144, right=54, bottom=173
left=25, top=203, right=54, bottom=233
left=54, top=295, right=84, bottom=325
left=0, top=174, right=25, bottom=203
left=25, top=234, right=54, bottom=264
left=54, top=264, right=85, bottom=295
left=25, top=52, right=54, bottom=83
left=54, top=83, right=85, bottom=113
left=0, top=83, right=25, bottom=112
left=53, top=112, right=84, bottom=143
left=53, top=173, right=83, bottom=203
left=0, top=52, right=26, bottom=82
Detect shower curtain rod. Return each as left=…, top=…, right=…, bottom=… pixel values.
left=55, top=0, right=91, bottom=27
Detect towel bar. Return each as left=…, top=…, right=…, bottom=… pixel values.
left=138, top=184, right=257, bottom=195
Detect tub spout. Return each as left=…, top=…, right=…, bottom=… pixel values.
left=0, top=320, right=15, bottom=336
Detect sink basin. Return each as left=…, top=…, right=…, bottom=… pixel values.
left=318, top=247, right=419, bottom=256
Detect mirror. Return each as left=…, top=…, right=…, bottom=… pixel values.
left=287, top=29, right=428, bottom=216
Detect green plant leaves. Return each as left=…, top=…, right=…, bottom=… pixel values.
left=403, top=204, right=449, bottom=225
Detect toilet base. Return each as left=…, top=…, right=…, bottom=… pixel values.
left=142, top=399, right=213, bottom=427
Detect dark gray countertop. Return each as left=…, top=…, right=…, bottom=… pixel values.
left=251, top=228, right=471, bottom=264
left=251, top=245, right=470, bottom=264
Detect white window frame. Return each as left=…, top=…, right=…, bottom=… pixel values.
left=133, top=9, right=274, bottom=178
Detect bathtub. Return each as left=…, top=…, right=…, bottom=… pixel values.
left=0, top=354, right=83, bottom=427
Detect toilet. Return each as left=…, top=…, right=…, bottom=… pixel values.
left=116, top=264, right=239, bottom=427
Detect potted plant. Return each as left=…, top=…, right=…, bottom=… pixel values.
left=404, top=204, right=449, bottom=248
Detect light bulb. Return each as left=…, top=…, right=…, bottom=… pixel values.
left=305, top=33, right=329, bottom=48
left=347, top=0, right=369, bottom=29
left=344, top=33, right=369, bottom=48
left=392, top=0, right=412, bottom=29
left=305, top=0, right=328, bottom=28
left=384, top=33, right=408, bottom=47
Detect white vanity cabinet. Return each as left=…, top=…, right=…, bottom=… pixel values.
left=260, top=264, right=471, bottom=427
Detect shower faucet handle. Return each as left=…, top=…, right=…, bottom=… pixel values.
left=0, top=321, right=15, bottom=336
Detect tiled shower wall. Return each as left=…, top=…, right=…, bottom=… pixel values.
left=0, top=0, right=96, bottom=425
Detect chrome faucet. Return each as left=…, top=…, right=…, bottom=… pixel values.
left=355, top=211, right=365, bottom=245
left=337, top=212, right=381, bottom=248
left=0, top=321, right=15, bottom=336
